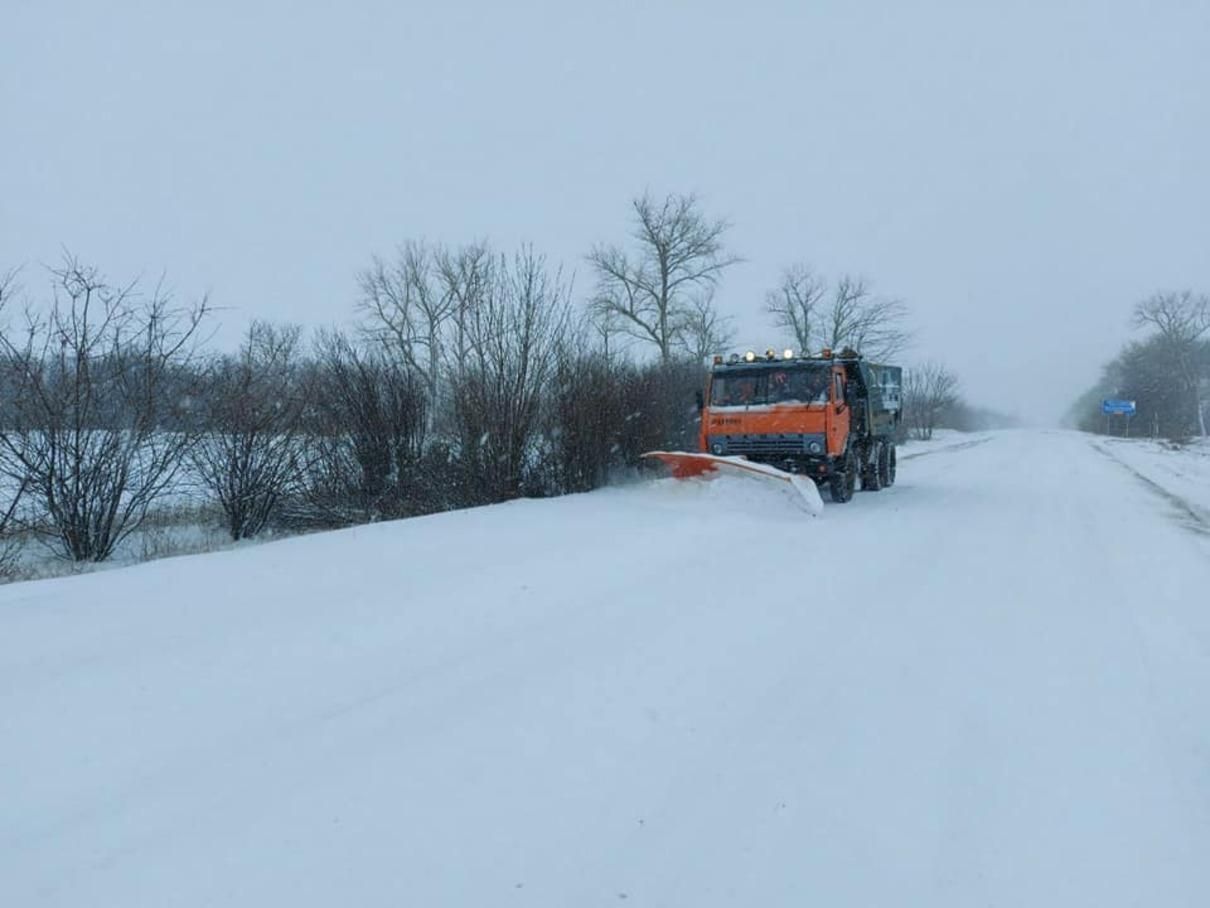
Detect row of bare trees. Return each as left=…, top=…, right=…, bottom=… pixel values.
left=0, top=190, right=947, bottom=570
left=759, top=262, right=967, bottom=440
left=583, top=192, right=915, bottom=366
left=765, top=265, right=911, bottom=362
left=0, top=242, right=703, bottom=566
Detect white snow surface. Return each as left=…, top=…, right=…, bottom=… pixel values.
left=1094, top=435, right=1210, bottom=525
left=4, top=430, right=1210, bottom=906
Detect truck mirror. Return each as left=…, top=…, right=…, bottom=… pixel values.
left=694, top=390, right=704, bottom=411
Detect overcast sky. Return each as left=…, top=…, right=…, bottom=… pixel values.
left=4, top=0, right=1207, bottom=422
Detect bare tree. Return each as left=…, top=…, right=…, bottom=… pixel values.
left=1133, top=290, right=1210, bottom=437
left=842, top=295, right=911, bottom=362
left=766, top=263, right=826, bottom=352
left=677, top=290, right=735, bottom=363
left=590, top=306, right=626, bottom=366
left=359, top=241, right=452, bottom=431
left=821, top=274, right=871, bottom=351
left=902, top=361, right=960, bottom=441
left=192, top=322, right=306, bottom=540
left=768, top=267, right=910, bottom=361
left=0, top=266, right=18, bottom=309
left=452, top=247, right=571, bottom=501
left=0, top=268, right=27, bottom=576
left=589, top=192, right=739, bottom=363
left=0, top=255, right=210, bottom=562
left=0, top=482, right=26, bottom=578
left=819, top=274, right=910, bottom=361
left=435, top=241, right=494, bottom=371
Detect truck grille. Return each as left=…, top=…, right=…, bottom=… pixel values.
left=719, top=434, right=812, bottom=456
left=727, top=437, right=799, bottom=455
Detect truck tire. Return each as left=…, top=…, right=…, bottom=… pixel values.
left=879, top=442, right=897, bottom=487
left=829, top=450, right=857, bottom=503
left=863, top=442, right=884, bottom=492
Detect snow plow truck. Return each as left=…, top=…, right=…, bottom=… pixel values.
left=645, top=347, right=902, bottom=503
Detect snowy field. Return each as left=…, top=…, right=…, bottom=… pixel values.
left=3, top=429, right=1210, bottom=906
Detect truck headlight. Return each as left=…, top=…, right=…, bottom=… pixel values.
left=711, top=442, right=724, bottom=455
left=808, top=441, right=822, bottom=454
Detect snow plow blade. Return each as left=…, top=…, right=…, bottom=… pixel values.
left=640, top=451, right=824, bottom=516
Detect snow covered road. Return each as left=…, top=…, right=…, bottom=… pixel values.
left=4, top=430, right=1210, bottom=906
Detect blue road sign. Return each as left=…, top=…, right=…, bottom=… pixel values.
left=1102, top=399, right=1136, bottom=415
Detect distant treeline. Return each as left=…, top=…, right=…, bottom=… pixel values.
left=1068, top=291, right=1210, bottom=439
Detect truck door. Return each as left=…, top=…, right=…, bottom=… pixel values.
left=828, top=368, right=850, bottom=456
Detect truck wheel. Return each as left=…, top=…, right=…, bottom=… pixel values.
left=863, top=443, right=884, bottom=492
left=879, top=442, right=897, bottom=487
left=829, top=450, right=856, bottom=503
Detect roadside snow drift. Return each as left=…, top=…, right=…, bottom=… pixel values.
left=4, top=430, right=1210, bottom=907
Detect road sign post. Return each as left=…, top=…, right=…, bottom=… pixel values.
left=1102, top=399, right=1136, bottom=436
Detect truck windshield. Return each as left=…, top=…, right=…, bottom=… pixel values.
left=709, top=366, right=831, bottom=407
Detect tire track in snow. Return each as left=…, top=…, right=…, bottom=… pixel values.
left=1090, top=440, right=1210, bottom=537
left=898, top=436, right=992, bottom=461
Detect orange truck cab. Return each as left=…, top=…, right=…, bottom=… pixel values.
left=698, top=348, right=902, bottom=502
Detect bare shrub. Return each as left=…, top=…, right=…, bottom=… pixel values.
left=544, top=330, right=628, bottom=495
left=193, top=322, right=306, bottom=540
left=0, top=255, right=209, bottom=562
left=451, top=247, right=571, bottom=503
left=903, top=362, right=961, bottom=441
left=287, top=332, right=429, bottom=528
